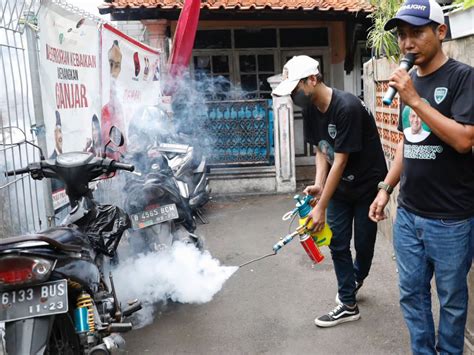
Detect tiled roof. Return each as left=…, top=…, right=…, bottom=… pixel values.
left=100, top=0, right=374, bottom=13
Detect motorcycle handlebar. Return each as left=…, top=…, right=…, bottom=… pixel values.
left=111, top=161, right=135, bottom=172
left=5, top=166, right=29, bottom=177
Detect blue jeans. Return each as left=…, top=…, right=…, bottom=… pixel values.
left=471, top=218, right=474, bottom=262
left=327, top=194, right=377, bottom=305
left=394, top=207, right=472, bottom=355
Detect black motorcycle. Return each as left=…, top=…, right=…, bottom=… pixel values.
left=158, top=140, right=211, bottom=224
left=128, top=105, right=211, bottom=225
left=0, top=126, right=141, bottom=354
left=123, top=148, right=204, bottom=254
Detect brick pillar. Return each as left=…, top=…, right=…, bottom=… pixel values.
left=363, top=58, right=400, bottom=238
left=141, top=19, right=169, bottom=73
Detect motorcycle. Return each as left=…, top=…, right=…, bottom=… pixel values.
left=0, top=126, right=141, bottom=354
left=157, top=140, right=211, bottom=224
left=128, top=104, right=211, bottom=223
left=123, top=146, right=204, bottom=255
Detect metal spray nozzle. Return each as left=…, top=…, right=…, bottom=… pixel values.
left=272, top=228, right=305, bottom=253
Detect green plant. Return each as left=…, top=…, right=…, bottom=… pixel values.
left=453, top=0, right=474, bottom=10
left=367, top=0, right=403, bottom=62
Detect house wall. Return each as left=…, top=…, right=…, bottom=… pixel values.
left=129, top=18, right=363, bottom=96
left=114, top=21, right=146, bottom=42
left=329, top=22, right=347, bottom=91
left=131, top=18, right=366, bottom=193
left=363, top=35, right=474, bottom=354
left=131, top=17, right=363, bottom=97
left=169, top=19, right=350, bottom=91
left=444, top=36, right=474, bottom=355
left=140, top=18, right=361, bottom=176
left=443, top=45, right=474, bottom=338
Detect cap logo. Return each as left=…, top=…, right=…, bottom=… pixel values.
left=399, top=4, right=427, bottom=11
left=282, top=67, right=289, bottom=80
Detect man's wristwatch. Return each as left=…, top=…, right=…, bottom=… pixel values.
left=377, top=181, right=394, bottom=195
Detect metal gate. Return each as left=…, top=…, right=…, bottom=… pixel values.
left=0, top=0, right=46, bottom=237
left=204, top=99, right=274, bottom=166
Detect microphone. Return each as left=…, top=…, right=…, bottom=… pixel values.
left=383, top=53, right=416, bottom=106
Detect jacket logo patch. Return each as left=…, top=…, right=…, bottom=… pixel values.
left=328, top=124, right=337, bottom=139
left=434, top=87, right=448, bottom=104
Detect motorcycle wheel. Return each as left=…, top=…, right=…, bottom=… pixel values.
left=45, top=314, right=81, bottom=355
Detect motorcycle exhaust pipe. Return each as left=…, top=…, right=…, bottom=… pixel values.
left=107, top=323, right=133, bottom=332
left=89, top=333, right=126, bottom=355
left=122, top=300, right=142, bottom=317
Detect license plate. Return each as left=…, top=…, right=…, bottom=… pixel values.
left=0, top=279, right=68, bottom=322
left=131, top=204, right=179, bottom=230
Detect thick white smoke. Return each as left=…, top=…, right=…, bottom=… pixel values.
left=112, top=241, right=238, bottom=327
left=106, top=70, right=248, bottom=327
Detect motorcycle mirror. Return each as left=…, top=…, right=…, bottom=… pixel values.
left=103, top=126, right=125, bottom=157
left=109, top=126, right=124, bottom=147
left=0, top=126, right=45, bottom=160
left=0, top=127, right=26, bottom=145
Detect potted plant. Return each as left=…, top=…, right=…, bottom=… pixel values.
left=446, top=0, right=474, bottom=39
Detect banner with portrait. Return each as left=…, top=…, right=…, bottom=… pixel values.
left=100, top=24, right=161, bottom=156
left=38, top=0, right=101, bottom=212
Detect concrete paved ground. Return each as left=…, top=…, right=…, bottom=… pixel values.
left=123, top=193, right=410, bottom=354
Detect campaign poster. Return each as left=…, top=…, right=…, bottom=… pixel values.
left=38, top=0, right=101, bottom=212
left=101, top=24, right=161, bottom=156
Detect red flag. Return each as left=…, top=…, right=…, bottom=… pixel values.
left=168, top=0, right=201, bottom=78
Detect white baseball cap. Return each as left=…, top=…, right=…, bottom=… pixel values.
left=272, top=55, right=320, bottom=97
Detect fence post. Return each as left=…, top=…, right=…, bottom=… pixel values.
left=25, top=20, right=56, bottom=227
left=267, top=75, right=296, bottom=193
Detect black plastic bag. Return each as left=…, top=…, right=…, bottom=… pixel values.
left=84, top=204, right=130, bottom=257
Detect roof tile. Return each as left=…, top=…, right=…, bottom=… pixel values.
left=101, top=0, right=374, bottom=12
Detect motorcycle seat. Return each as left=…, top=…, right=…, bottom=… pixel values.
left=0, top=227, right=87, bottom=252
left=40, top=227, right=89, bottom=248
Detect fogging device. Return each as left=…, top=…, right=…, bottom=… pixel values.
left=273, top=195, right=333, bottom=264
left=238, top=195, right=333, bottom=268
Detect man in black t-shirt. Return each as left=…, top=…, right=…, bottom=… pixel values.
left=273, top=55, right=387, bottom=328
left=368, top=0, right=474, bottom=353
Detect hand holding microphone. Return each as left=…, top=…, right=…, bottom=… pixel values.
left=383, top=53, right=416, bottom=106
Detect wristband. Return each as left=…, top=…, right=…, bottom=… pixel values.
left=377, top=181, right=394, bottom=195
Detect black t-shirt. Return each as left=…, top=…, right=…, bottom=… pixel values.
left=397, top=58, right=474, bottom=219
left=303, top=89, right=387, bottom=201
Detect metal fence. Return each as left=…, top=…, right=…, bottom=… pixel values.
left=0, top=0, right=46, bottom=236
left=204, top=99, right=274, bottom=166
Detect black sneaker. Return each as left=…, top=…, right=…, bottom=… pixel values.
left=335, top=280, right=363, bottom=305
left=314, top=304, right=361, bottom=328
